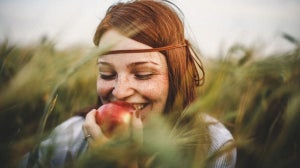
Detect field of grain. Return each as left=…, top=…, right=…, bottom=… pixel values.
left=0, top=35, right=299, bottom=167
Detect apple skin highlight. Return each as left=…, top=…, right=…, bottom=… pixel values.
left=96, top=101, right=136, bottom=138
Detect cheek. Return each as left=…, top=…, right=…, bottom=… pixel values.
left=156, top=77, right=169, bottom=109
left=141, top=77, right=169, bottom=103
left=97, top=79, right=113, bottom=98
left=140, top=77, right=169, bottom=117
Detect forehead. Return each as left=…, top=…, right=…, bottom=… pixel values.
left=99, top=29, right=152, bottom=51
left=99, top=52, right=164, bottom=65
left=98, top=30, right=166, bottom=64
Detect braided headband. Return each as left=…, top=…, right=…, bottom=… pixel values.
left=104, top=41, right=187, bottom=55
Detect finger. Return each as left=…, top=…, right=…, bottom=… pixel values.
left=83, top=109, right=109, bottom=148
left=130, top=111, right=143, bottom=144
left=132, top=111, right=143, bottom=131
left=82, top=109, right=101, bottom=141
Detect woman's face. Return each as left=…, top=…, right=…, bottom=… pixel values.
left=97, top=30, right=169, bottom=120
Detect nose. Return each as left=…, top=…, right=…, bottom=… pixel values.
left=112, top=74, right=134, bottom=100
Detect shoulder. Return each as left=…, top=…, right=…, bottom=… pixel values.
left=41, top=116, right=85, bottom=146
left=203, top=114, right=237, bottom=168
left=51, top=116, right=85, bottom=138
left=38, top=116, right=87, bottom=166
left=19, top=116, right=87, bottom=168
left=203, top=115, right=234, bottom=153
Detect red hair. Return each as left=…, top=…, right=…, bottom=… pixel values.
left=93, top=0, right=205, bottom=114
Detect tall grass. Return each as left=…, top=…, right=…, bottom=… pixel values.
left=0, top=40, right=98, bottom=167
left=198, top=40, right=300, bottom=167
left=0, top=35, right=299, bottom=167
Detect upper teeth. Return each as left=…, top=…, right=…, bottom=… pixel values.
left=133, top=104, right=144, bottom=110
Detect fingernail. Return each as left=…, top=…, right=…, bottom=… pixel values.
left=136, top=111, right=140, bottom=118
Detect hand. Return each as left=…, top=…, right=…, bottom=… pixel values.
left=81, top=109, right=143, bottom=167
left=82, top=109, right=108, bottom=148
left=82, top=109, right=143, bottom=147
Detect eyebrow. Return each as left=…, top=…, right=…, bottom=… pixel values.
left=97, top=61, right=110, bottom=65
left=130, top=61, right=159, bottom=66
left=97, top=60, right=159, bottom=67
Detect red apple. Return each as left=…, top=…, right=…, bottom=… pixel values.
left=96, top=101, right=135, bottom=138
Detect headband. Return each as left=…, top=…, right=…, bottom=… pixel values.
left=104, top=41, right=187, bottom=55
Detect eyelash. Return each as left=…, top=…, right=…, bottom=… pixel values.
left=99, top=73, right=116, bottom=80
left=135, top=73, right=153, bottom=80
left=99, top=73, right=153, bottom=80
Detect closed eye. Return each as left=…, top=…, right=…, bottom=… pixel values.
left=99, top=73, right=116, bottom=80
left=135, top=73, right=153, bottom=80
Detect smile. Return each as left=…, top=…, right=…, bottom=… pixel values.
left=132, top=103, right=147, bottom=111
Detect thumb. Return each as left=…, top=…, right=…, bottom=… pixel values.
left=129, top=110, right=143, bottom=145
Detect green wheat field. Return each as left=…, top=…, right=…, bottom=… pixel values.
left=0, top=34, right=299, bottom=167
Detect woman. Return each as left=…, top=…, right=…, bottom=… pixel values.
left=20, top=0, right=236, bottom=167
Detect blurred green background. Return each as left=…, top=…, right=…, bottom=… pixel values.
left=0, top=34, right=299, bottom=167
